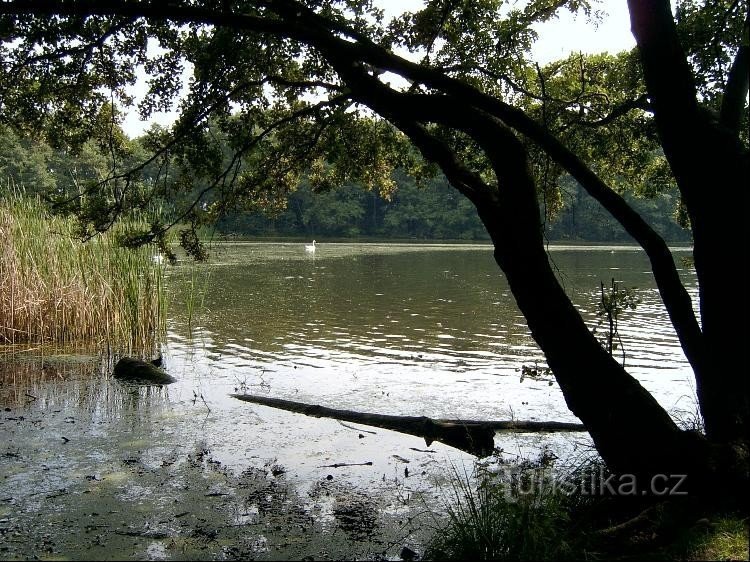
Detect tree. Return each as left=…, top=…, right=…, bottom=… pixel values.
left=0, top=0, right=747, bottom=498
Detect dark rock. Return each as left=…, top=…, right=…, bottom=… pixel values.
left=400, top=546, right=418, bottom=560
left=113, top=357, right=176, bottom=385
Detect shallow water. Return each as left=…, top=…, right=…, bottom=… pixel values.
left=0, top=242, right=698, bottom=560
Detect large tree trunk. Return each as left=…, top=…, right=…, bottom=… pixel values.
left=456, top=113, right=749, bottom=500
left=686, top=140, right=749, bottom=445
left=460, top=115, right=717, bottom=486
left=627, top=0, right=750, bottom=445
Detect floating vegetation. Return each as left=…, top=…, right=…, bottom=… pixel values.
left=0, top=186, right=167, bottom=353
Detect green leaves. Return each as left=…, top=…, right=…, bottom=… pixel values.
left=0, top=0, right=744, bottom=258
left=594, top=278, right=640, bottom=362
left=675, top=0, right=747, bottom=107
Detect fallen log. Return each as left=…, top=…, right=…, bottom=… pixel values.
left=230, top=393, right=586, bottom=457
left=318, top=461, right=374, bottom=468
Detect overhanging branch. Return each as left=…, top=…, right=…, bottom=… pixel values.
left=720, top=5, right=749, bottom=133
left=0, top=0, right=706, bottom=378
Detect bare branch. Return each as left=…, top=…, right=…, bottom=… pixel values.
left=720, top=4, right=749, bottom=133
left=579, top=94, right=652, bottom=127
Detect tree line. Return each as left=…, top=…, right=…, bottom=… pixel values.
left=1, top=125, right=689, bottom=243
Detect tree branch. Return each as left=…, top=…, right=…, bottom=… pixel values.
left=720, top=5, right=749, bottom=133
left=579, top=93, right=652, bottom=127
left=626, top=0, right=699, bottom=124
left=393, top=120, right=493, bottom=205
left=0, top=0, right=706, bottom=381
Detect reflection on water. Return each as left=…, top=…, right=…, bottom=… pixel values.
left=163, top=243, right=698, bottom=422
left=0, top=354, right=173, bottom=428
left=0, top=243, right=699, bottom=559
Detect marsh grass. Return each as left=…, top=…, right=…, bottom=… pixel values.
left=0, top=188, right=167, bottom=352
left=680, top=516, right=749, bottom=561
left=425, top=458, right=577, bottom=561
left=184, top=261, right=212, bottom=330
left=425, top=451, right=748, bottom=562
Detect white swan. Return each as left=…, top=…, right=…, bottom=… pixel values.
left=305, top=240, right=317, bottom=253
left=151, top=253, right=166, bottom=264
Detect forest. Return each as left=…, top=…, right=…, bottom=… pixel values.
left=1, top=125, right=690, bottom=243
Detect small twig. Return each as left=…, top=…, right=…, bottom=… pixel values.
left=338, top=420, right=377, bottom=434
left=193, top=390, right=211, bottom=413
left=114, top=529, right=171, bottom=539
left=200, top=393, right=211, bottom=413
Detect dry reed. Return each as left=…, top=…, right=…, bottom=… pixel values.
left=0, top=187, right=166, bottom=353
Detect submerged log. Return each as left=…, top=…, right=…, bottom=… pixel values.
left=113, top=357, right=176, bottom=385
left=230, top=393, right=586, bottom=457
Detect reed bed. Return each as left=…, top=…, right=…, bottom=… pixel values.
left=0, top=189, right=167, bottom=353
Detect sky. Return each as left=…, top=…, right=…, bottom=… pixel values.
left=121, top=1, right=636, bottom=138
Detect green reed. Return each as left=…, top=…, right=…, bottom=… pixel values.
left=0, top=187, right=167, bottom=353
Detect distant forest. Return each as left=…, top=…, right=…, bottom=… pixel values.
left=218, top=170, right=691, bottom=243
left=1, top=126, right=690, bottom=243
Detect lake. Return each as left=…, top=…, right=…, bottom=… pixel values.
left=0, top=242, right=698, bottom=560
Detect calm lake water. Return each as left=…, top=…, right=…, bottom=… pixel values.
left=0, top=242, right=698, bottom=560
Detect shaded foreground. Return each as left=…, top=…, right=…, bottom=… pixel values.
left=0, top=356, right=488, bottom=560
left=1, top=356, right=745, bottom=561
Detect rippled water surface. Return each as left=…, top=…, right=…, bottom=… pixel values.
left=0, top=242, right=698, bottom=560
left=165, top=242, right=698, bottom=422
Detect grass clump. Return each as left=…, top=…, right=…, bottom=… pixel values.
left=425, top=452, right=749, bottom=561
left=0, top=187, right=167, bottom=352
left=663, top=516, right=749, bottom=561
left=426, top=454, right=577, bottom=560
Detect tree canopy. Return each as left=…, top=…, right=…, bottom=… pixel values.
left=0, top=0, right=748, bottom=495
left=1, top=0, right=741, bottom=252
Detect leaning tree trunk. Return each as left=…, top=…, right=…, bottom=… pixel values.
left=463, top=114, right=716, bottom=486
left=312, top=24, right=744, bottom=494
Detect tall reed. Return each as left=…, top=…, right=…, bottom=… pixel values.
left=0, top=186, right=167, bottom=353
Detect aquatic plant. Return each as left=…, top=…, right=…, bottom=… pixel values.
left=0, top=186, right=167, bottom=352
left=425, top=458, right=574, bottom=561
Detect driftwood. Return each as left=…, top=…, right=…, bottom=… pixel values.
left=318, top=461, right=374, bottom=468
left=230, top=393, right=586, bottom=457
left=113, top=357, right=176, bottom=385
